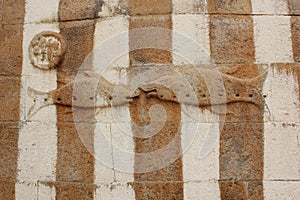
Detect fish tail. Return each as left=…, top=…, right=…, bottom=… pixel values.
left=27, top=87, right=53, bottom=119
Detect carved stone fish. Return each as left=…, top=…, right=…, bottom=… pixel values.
left=27, top=73, right=139, bottom=119
left=137, top=65, right=267, bottom=109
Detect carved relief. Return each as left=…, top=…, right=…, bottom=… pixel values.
left=26, top=65, right=267, bottom=118
left=29, top=31, right=66, bottom=70
left=137, top=65, right=267, bottom=108
left=27, top=72, right=139, bottom=119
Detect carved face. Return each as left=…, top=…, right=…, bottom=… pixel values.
left=29, top=31, right=66, bottom=70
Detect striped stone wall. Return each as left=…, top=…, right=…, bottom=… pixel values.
left=0, top=0, right=299, bottom=199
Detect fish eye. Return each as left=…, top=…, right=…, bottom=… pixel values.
left=57, top=97, right=61, bottom=101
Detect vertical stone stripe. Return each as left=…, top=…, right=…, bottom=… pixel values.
left=0, top=0, right=23, bottom=199
left=129, top=0, right=172, bottom=66
left=0, top=4, right=25, bottom=158
left=290, top=5, right=300, bottom=168
left=262, top=65, right=300, bottom=198
left=172, top=13, right=220, bottom=198
left=93, top=16, right=136, bottom=199
left=208, top=4, right=265, bottom=196
left=16, top=0, right=59, bottom=199
left=128, top=0, right=184, bottom=199
left=181, top=113, right=221, bottom=200
left=255, top=2, right=300, bottom=198
left=130, top=92, right=183, bottom=200
left=218, top=65, right=265, bottom=200
left=56, top=1, right=97, bottom=199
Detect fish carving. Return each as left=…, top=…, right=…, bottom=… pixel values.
left=135, top=65, right=267, bottom=112
left=27, top=72, right=140, bottom=119
left=27, top=65, right=267, bottom=118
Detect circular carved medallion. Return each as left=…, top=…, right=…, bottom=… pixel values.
left=29, top=31, right=66, bottom=70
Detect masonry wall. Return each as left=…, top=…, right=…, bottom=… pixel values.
left=0, top=0, right=299, bottom=199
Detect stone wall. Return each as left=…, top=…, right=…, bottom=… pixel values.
left=0, top=0, right=299, bottom=199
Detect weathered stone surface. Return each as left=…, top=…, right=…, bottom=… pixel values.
left=247, top=181, right=264, bottom=200
left=55, top=19, right=96, bottom=127
left=54, top=182, right=95, bottom=200
left=55, top=12, right=96, bottom=197
left=264, top=181, right=300, bottom=199
left=58, top=20, right=95, bottom=72
left=129, top=0, right=172, bottom=16
left=172, top=0, right=205, bottom=14
left=253, top=16, right=293, bottom=63
left=94, top=182, right=136, bottom=199
left=15, top=182, right=38, bottom=199
left=184, top=182, right=220, bottom=199
left=0, top=77, right=21, bottom=121
left=0, top=1, right=23, bottom=199
left=58, top=0, right=100, bottom=21
left=0, top=24, right=23, bottom=76
left=1, top=0, right=25, bottom=25
left=97, top=0, right=129, bottom=17
left=224, top=103, right=264, bottom=123
left=219, top=123, right=264, bottom=180
left=130, top=92, right=182, bottom=174
left=0, top=123, right=19, bottom=181
left=56, top=122, right=94, bottom=183
left=264, top=122, right=300, bottom=180
left=251, top=0, right=289, bottom=14
left=129, top=15, right=172, bottom=66
left=132, top=182, right=183, bottom=200
left=129, top=96, right=181, bottom=124
left=0, top=181, right=15, bottom=200
left=209, top=15, right=255, bottom=64
left=289, top=0, right=300, bottom=14
left=218, top=64, right=264, bottom=198
left=291, top=16, right=300, bottom=62
left=207, top=0, right=252, bottom=14
left=172, top=14, right=210, bottom=65
left=219, top=181, right=247, bottom=200
left=269, top=63, right=300, bottom=123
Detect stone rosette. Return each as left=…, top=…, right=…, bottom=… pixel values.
left=29, top=31, right=66, bottom=70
